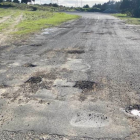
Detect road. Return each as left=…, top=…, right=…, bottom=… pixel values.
left=0, top=12, right=140, bottom=140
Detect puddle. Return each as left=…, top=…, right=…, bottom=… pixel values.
left=53, top=79, right=75, bottom=87
left=23, top=63, right=37, bottom=67
left=70, top=111, right=111, bottom=128
left=74, top=81, right=97, bottom=91
left=125, top=105, right=140, bottom=117
left=62, top=58, right=90, bottom=71
left=42, top=28, right=58, bottom=35
left=67, top=50, right=85, bottom=54
left=25, top=77, right=42, bottom=84
left=131, top=110, right=140, bottom=117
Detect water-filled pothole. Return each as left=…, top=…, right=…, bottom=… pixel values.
left=67, top=50, right=85, bottom=54
left=23, top=63, right=37, bottom=67
left=25, top=77, right=42, bottom=84
left=74, top=81, right=97, bottom=91
left=70, top=111, right=110, bottom=128
left=125, top=105, right=140, bottom=117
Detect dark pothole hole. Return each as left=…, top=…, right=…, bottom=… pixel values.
left=23, top=63, right=37, bottom=67
left=67, top=50, right=85, bottom=54
left=25, top=77, right=42, bottom=84
left=74, top=81, right=97, bottom=91
left=125, top=105, right=140, bottom=117
left=30, top=44, right=42, bottom=47
left=0, top=84, right=9, bottom=88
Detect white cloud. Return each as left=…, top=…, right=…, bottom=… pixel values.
left=36, top=0, right=119, bottom=7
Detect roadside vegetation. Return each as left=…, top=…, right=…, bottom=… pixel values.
left=112, top=0, right=140, bottom=25
left=0, top=2, right=79, bottom=45
left=112, top=13, right=140, bottom=25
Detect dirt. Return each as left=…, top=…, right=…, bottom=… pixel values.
left=0, top=15, right=11, bottom=24
left=0, top=14, right=23, bottom=46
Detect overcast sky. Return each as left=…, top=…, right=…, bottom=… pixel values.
left=36, top=0, right=120, bottom=7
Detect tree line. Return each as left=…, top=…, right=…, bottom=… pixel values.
left=82, top=0, right=140, bottom=17
left=0, top=0, right=140, bottom=17
left=120, top=0, right=140, bottom=17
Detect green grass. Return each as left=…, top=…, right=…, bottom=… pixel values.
left=14, top=12, right=79, bottom=35
left=0, top=5, right=79, bottom=37
left=112, top=13, right=140, bottom=25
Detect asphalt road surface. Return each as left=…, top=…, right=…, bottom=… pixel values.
left=0, top=12, right=140, bottom=140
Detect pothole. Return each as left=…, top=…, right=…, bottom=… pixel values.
left=67, top=50, right=85, bottom=54
left=74, top=81, right=97, bottom=91
left=125, top=105, right=140, bottom=117
left=25, top=77, right=42, bottom=84
left=23, top=63, right=37, bottom=67
left=96, top=33, right=105, bottom=35
left=96, top=32, right=112, bottom=35
left=70, top=111, right=111, bottom=128
left=0, top=84, right=9, bottom=88
left=126, top=37, right=140, bottom=40
left=30, top=44, right=42, bottom=47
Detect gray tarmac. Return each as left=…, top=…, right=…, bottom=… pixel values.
left=0, top=12, right=140, bottom=140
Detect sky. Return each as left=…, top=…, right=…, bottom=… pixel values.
left=36, top=0, right=120, bottom=7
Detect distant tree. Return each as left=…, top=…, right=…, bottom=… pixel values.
left=21, top=0, right=28, bottom=4
left=0, top=0, right=4, bottom=2
left=6, top=0, right=12, bottom=2
left=21, top=0, right=35, bottom=4
left=52, top=3, right=58, bottom=7
left=83, top=4, right=90, bottom=8
left=13, top=0, right=19, bottom=3
left=120, top=0, right=140, bottom=17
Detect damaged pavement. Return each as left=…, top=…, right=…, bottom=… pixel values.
left=0, top=12, right=140, bottom=139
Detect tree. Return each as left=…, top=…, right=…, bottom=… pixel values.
left=13, top=0, right=19, bottom=3
left=120, top=0, right=140, bottom=17
left=0, top=0, right=4, bottom=2
left=83, top=4, right=89, bottom=8
left=21, top=0, right=28, bottom=4
left=6, top=0, right=12, bottom=2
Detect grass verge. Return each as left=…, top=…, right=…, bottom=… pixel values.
left=112, top=13, right=140, bottom=25
left=14, top=12, right=79, bottom=35
left=0, top=7, right=80, bottom=45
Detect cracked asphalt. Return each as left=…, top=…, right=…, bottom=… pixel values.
left=0, top=12, right=140, bottom=140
